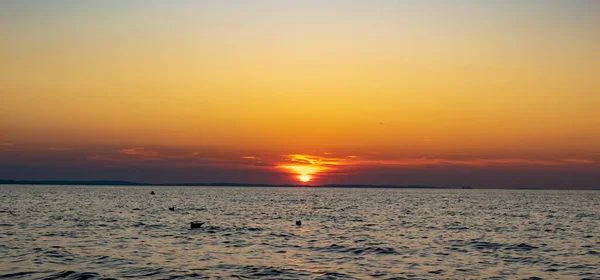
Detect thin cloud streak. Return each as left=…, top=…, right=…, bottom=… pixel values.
left=119, top=147, right=161, bottom=157
left=87, top=148, right=272, bottom=170
left=241, top=156, right=259, bottom=160
left=564, top=158, right=594, bottom=164
left=48, top=147, right=74, bottom=151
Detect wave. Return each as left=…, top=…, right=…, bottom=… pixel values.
left=318, top=244, right=399, bottom=255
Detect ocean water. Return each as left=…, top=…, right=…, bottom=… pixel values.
left=0, top=185, right=599, bottom=280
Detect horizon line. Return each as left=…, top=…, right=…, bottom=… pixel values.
left=0, top=179, right=444, bottom=189
left=1, top=179, right=599, bottom=190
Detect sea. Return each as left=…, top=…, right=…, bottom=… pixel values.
left=0, top=185, right=598, bottom=280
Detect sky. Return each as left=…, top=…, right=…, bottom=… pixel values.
left=1, top=0, right=599, bottom=188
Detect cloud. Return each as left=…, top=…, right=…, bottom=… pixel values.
left=275, top=153, right=597, bottom=180
left=564, top=158, right=595, bottom=164
left=84, top=147, right=271, bottom=169
left=118, top=148, right=215, bottom=161
left=119, top=147, right=158, bottom=156
left=241, top=156, right=259, bottom=160
left=278, top=165, right=327, bottom=176
left=0, top=142, right=14, bottom=146
left=286, top=154, right=344, bottom=166
left=343, top=157, right=596, bottom=168
left=276, top=154, right=347, bottom=179
left=118, top=147, right=162, bottom=160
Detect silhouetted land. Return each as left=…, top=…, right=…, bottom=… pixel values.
left=0, top=179, right=442, bottom=189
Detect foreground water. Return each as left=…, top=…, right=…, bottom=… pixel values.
left=0, top=185, right=599, bottom=279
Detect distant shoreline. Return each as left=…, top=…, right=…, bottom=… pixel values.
left=0, top=179, right=443, bottom=189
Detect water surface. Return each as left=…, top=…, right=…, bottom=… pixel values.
left=1, top=185, right=599, bottom=279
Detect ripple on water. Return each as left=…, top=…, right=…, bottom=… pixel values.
left=318, top=244, right=399, bottom=255
left=1, top=271, right=51, bottom=279
left=39, top=271, right=93, bottom=280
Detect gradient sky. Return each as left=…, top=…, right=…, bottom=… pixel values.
left=1, top=0, right=599, bottom=188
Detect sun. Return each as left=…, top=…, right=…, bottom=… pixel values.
left=277, top=163, right=322, bottom=184
left=298, top=174, right=312, bottom=183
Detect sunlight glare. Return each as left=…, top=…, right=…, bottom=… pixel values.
left=298, top=174, right=311, bottom=183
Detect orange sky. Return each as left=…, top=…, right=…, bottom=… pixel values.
left=1, top=1, right=599, bottom=188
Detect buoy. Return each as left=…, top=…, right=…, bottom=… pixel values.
left=150, top=191, right=155, bottom=195
left=296, top=220, right=302, bottom=226
left=168, top=207, right=175, bottom=211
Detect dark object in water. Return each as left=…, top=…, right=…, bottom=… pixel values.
left=296, top=220, right=302, bottom=226
left=190, top=221, right=205, bottom=229
left=168, top=207, right=175, bottom=211
left=150, top=191, right=155, bottom=195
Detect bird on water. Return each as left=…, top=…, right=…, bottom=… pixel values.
left=190, top=221, right=205, bottom=229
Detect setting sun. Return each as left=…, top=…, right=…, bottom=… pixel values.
left=298, top=174, right=312, bottom=183
left=277, top=163, right=326, bottom=184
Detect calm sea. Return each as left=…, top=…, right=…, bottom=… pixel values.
left=1, top=185, right=598, bottom=279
